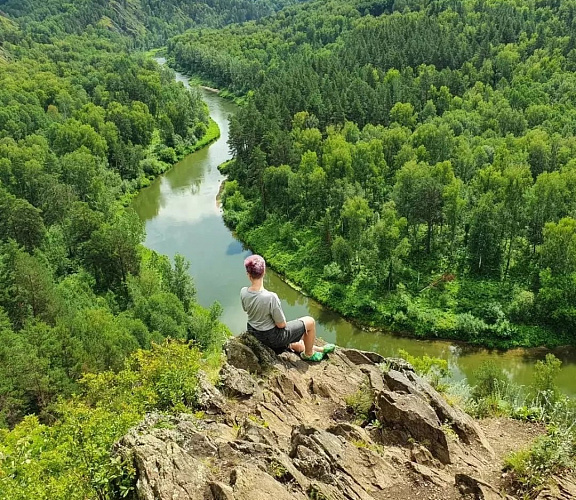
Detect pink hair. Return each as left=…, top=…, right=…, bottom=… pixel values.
left=244, top=254, right=266, bottom=279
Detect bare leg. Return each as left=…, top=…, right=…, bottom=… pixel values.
left=289, top=339, right=324, bottom=353
left=300, top=316, right=317, bottom=356
left=289, top=340, right=305, bottom=352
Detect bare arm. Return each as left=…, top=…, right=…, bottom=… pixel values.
left=271, top=294, right=287, bottom=328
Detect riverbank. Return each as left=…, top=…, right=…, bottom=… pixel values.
left=118, top=55, right=221, bottom=207
left=220, top=190, right=568, bottom=351
left=167, top=60, right=248, bottom=105
left=119, top=117, right=220, bottom=207
left=133, top=63, right=576, bottom=395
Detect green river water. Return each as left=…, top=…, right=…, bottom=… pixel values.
left=132, top=63, right=576, bottom=395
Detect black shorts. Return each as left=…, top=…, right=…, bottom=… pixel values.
left=248, top=319, right=306, bottom=350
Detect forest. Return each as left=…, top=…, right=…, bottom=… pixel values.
left=169, top=0, right=576, bottom=348
left=2, top=0, right=576, bottom=498
left=0, top=0, right=310, bottom=47
left=0, top=6, right=236, bottom=499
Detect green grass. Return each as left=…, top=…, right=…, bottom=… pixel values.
left=186, top=118, right=220, bottom=153
left=141, top=47, right=166, bottom=58
left=345, top=382, right=373, bottom=424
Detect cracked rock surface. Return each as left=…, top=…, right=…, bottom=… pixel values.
left=117, top=334, right=547, bottom=500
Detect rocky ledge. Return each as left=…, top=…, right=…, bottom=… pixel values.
left=115, top=335, right=567, bottom=500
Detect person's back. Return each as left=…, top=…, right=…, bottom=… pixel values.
left=240, top=286, right=285, bottom=332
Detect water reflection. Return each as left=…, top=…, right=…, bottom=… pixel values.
left=165, top=154, right=206, bottom=193
left=226, top=241, right=245, bottom=255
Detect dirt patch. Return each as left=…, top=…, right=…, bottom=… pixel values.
left=480, top=417, right=545, bottom=460
left=474, top=417, right=546, bottom=495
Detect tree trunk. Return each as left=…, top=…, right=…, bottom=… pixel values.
left=504, top=237, right=513, bottom=281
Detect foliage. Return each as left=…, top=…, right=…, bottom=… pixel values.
left=0, top=5, right=234, bottom=429
left=308, top=485, right=329, bottom=500
left=436, top=353, right=576, bottom=495
left=0, top=0, right=310, bottom=48
left=0, top=340, right=218, bottom=500
left=345, top=382, right=373, bottom=424
left=203, top=0, right=576, bottom=348
left=0, top=2, right=250, bottom=499
left=397, top=349, right=449, bottom=388
left=471, top=361, right=509, bottom=401
left=267, top=459, right=288, bottom=480
left=532, top=353, right=563, bottom=408
left=504, top=428, right=575, bottom=494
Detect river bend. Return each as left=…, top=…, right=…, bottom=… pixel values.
left=133, top=64, right=576, bottom=394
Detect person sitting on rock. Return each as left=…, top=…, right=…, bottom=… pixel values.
left=240, top=254, right=335, bottom=361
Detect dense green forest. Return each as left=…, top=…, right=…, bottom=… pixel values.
left=0, top=5, right=236, bottom=498
left=0, top=0, right=310, bottom=47
left=170, top=0, right=576, bottom=348
left=2, top=0, right=576, bottom=498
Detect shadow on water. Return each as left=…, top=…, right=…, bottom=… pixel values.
left=226, top=241, right=244, bottom=256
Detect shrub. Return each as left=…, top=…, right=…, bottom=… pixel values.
left=455, top=312, right=489, bottom=341
left=323, top=262, right=344, bottom=281
left=157, top=146, right=177, bottom=164
left=0, top=339, right=217, bottom=500
left=492, top=318, right=516, bottom=340
left=188, top=302, right=231, bottom=351
left=140, top=158, right=168, bottom=176
left=532, top=354, right=562, bottom=407
left=482, top=302, right=506, bottom=325
left=345, top=383, right=373, bottom=424
left=504, top=427, right=575, bottom=494
left=471, top=361, right=509, bottom=400
left=508, top=290, right=535, bottom=323
left=397, top=349, right=450, bottom=388
left=194, top=121, right=207, bottom=138
left=89, top=339, right=205, bottom=413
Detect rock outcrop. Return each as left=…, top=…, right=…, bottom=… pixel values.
left=116, top=336, right=539, bottom=500
left=534, top=475, right=576, bottom=500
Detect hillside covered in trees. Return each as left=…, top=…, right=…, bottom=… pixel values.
left=0, top=6, right=238, bottom=499
left=2, top=0, right=576, bottom=499
left=170, top=0, right=576, bottom=348
left=0, top=0, right=310, bottom=47
left=0, top=0, right=231, bottom=450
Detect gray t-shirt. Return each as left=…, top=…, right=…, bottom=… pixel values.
left=240, top=287, right=286, bottom=331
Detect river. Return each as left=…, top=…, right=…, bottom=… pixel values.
left=132, top=64, right=576, bottom=395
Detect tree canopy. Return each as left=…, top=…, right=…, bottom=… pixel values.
left=183, top=0, right=576, bottom=347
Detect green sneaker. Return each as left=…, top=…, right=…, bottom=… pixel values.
left=322, top=343, right=336, bottom=354
left=301, top=351, right=324, bottom=362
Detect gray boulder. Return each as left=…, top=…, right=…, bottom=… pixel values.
left=224, top=340, right=261, bottom=374
left=376, top=390, right=451, bottom=464
left=219, top=362, right=259, bottom=398
left=455, top=473, right=512, bottom=500
left=225, top=333, right=278, bottom=373
left=197, top=370, right=228, bottom=414
left=118, top=427, right=212, bottom=500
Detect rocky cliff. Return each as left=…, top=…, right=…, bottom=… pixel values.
left=116, top=335, right=559, bottom=500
